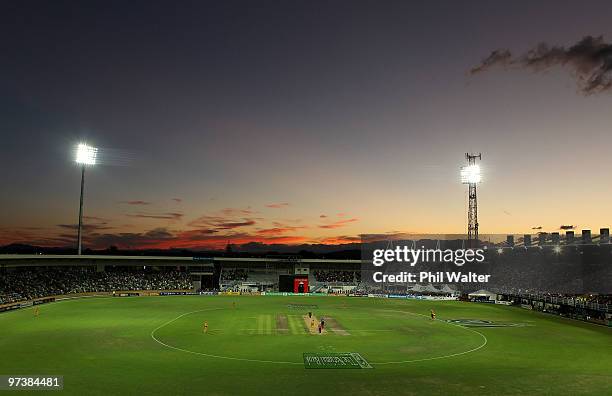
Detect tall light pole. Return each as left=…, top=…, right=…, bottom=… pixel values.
left=75, top=143, right=98, bottom=255
left=460, top=153, right=482, bottom=247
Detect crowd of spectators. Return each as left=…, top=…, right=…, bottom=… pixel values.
left=485, top=247, right=611, bottom=296
left=221, top=268, right=248, bottom=281
left=583, top=295, right=612, bottom=305
left=0, top=267, right=192, bottom=304
left=313, top=270, right=358, bottom=283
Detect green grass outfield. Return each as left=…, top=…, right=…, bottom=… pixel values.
left=1, top=295, right=611, bottom=395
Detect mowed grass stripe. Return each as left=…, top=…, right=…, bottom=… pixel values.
left=265, top=314, right=272, bottom=335
left=287, top=315, right=303, bottom=335
left=286, top=315, right=298, bottom=334
left=258, top=315, right=264, bottom=335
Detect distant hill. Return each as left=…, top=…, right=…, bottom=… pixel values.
left=0, top=244, right=75, bottom=255
left=0, top=242, right=361, bottom=259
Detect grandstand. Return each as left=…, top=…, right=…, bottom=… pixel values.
left=0, top=254, right=361, bottom=304
left=1, top=250, right=610, bottom=319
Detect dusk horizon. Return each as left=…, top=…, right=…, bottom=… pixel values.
left=2, top=1, right=612, bottom=250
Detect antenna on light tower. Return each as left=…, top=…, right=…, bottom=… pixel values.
left=460, top=153, right=482, bottom=247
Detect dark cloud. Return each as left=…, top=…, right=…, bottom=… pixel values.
left=119, top=200, right=151, bottom=205
left=216, top=220, right=256, bottom=229
left=172, top=198, right=182, bottom=203
left=82, top=216, right=109, bottom=221
left=85, top=227, right=175, bottom=248
left=470, top=49, right=513, bottom=74
left=559, top=225, right=576, bottom=230
left=220, top=208, right=256, bottom=216
left=188, top=215, right=256, bottom=230
left=471, top=35, right=612, bottom=94
left=57, top=215, right=112, bottom=232
left=126, top=212, right=183, bottom=220
left=143, top=228, right=174, bottom=239
left=531, top=226, right=543, bottom=230
left=188, top=208, right=260, bottom=232
left=57, top=223, right=113, bottom=231
left=179, top=229, right=218, bottom=237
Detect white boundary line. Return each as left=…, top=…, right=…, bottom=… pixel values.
left=371, top=309, right=488, bottom=365
left=150, top=307, right=488, bottom=366
left=150, top=308, right=303, bottom=365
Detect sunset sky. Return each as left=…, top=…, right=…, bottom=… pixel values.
left=1, top=1, right=612, bottom=250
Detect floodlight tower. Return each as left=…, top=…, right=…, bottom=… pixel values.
left=460, top=153, right=482, bottom=247
left=75, top=143, right=98, bottom=255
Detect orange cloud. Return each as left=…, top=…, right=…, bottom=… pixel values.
left=137, top=230, right=309, bottom=250
left=318, top=218, right=359, bottom=229
left=317, top=235, right=361, bottom=244
left=256, top=226, right=306, bottom=236
left=266, top=202, right=290, bottom=209
left=0, top=224, right=366, bottom=251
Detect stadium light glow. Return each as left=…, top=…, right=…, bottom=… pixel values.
left=460, top=164, right=481, bottom=184
left=75, top=143, right=98, bottom=165
left=74, top=143, right=98, bottom=255
left=553, top=246, right=562, bottom=253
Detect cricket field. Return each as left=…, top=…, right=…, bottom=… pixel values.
left=1, top=295, right=610, bottom=395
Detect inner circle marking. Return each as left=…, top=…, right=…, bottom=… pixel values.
left=150, top=305, right=488, bottom=366
left=371, top=309, right=488, bottom=364
left=151, top=308, right=302, bottom=365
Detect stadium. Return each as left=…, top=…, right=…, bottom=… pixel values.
left=3, top=2, right=612, bottom=395
left=1, top=250, right=610, bottom=394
